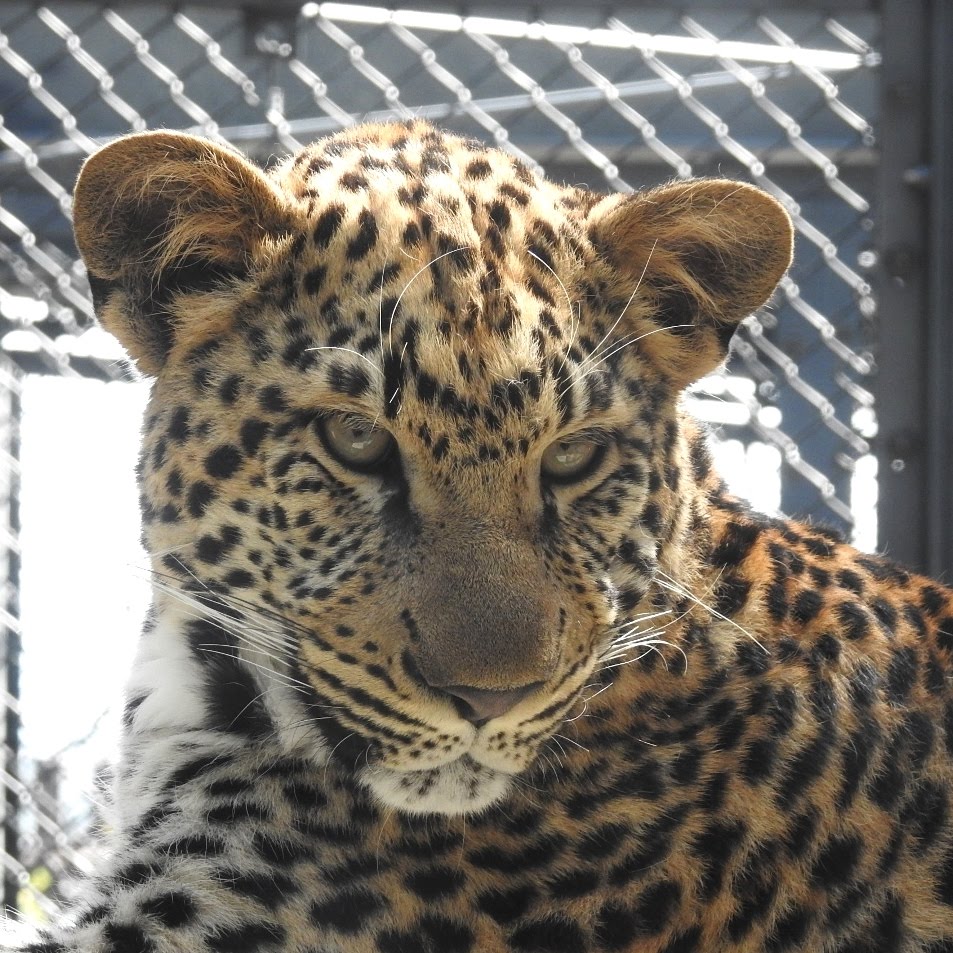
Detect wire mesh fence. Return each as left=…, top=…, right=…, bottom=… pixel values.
left=0, top=0, right=880, bottom=920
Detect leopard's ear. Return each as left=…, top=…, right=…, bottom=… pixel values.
left=587, top=179, right=793, bottom=388
left=72, top=131, right=292, bottom=376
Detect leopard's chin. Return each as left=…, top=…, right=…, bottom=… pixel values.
left=360, top=755, right=515, bottom=816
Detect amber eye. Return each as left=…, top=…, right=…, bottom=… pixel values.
left=540, top=437, right=602, bottom=483
left=320, top=414, right=395, bottom=471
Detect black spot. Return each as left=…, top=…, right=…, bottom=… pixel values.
left=699, top=771, right=729, bottom=812
left=139, top=891, right=196, bottom=928
left=196, top=533, right=230, bottom=564
left=224, top=569, right=255, bottom=588
left=872, top=597, right=899, bottom=633
left=339, top=171, right=368, bottom=191
left=631, top=880, right=681, bottom=936
left=310, top=887, right=388, bottom=934
left=728, top=855, right=778, bottom=939
left=404, top=864, right=465, bottom=901
left=837, top=601, right=870, bottom=641
left=838, top=717, right=880, bottom=809
left=328, top=363, right=372, bottom=398
left=122, top=693, right=147, bottom=728
left=477, top=885, right=537, bottom=923
left=792, top=589, right=824, bottom=625
left=416, top=371, right=439, bottom=403
left=692, top=820, right=746, bottom=898
left=711, top=521, right=762, bottom=568
left=714, top=577, right=751, bottom=617
left=856, top=895, right=907, bottom=953
left=167, top=406, right=191, bottom=442
left=102, top=923, right=154, bottom=953
left=803, top=534, right=836, bottom=558
left=837, top=568, right=865, bottom=594
left=546, top=867, right=600, bottom=899
left=468, top=834, right=566, bottom=872
left=812, top=633, right=841, bottom=664
left=219, top=375, right=242, bottom=404
left=239, top=419, right=269, bottom=455
left=215, top=868, right=299, bottom=907
left=810, top=835, right=862, bottom=888
left=253, top=833, right=309, bottom=864
left=578, top=822, right=631, bottom=860
left=488, top=200, right=511, bottom=232
left=346, top=210, right=379, bottom=261
left=188, top=481, right=216, bottom=517
left=920, top=584, right=947, bottom=616
left=671, top=745, right=702, bottom=785
left=765, top=905, right=812, bottom=951
left=777, top=732, right=832, bottom=808
left=903, top=781, right=948, bottom=853
left=785, top=809, right=819, bottom=860
left=169, top=753, right=233, bottom=789
left=594, top=901, right=639, bottom=950
left=205, top=445, right=243, bottom=479
left=258, top=385, right=287, bottom=412
left=466, top=158, right=493, bottom=178
left=885, top=647, right=918, bottom=704
left=313, top=204, right=345, bottom=248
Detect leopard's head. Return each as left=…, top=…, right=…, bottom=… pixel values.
left=73, top=121, right=792, bottom=814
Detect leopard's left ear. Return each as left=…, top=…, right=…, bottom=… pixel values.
left=587, top=179, right=793, bottom=388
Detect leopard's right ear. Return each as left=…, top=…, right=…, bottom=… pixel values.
left=72, top=131, right=293, bottom=376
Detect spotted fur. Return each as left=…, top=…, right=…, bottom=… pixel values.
left=9, top=121, right=953, bottom=953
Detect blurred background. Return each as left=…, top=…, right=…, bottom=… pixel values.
left=0, top=0, right=948, bottom=923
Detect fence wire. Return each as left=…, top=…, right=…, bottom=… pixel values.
left=0, top=0, right=880, bottom=918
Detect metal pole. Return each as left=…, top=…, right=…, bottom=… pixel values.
left=925, top=0, right=953, bottom=581
left=0, top=358, right=22, bottom=913
left=874, top=0, right=931, bottom=572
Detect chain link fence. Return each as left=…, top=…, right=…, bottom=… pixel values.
left=0, top=0, right=881, bottom=921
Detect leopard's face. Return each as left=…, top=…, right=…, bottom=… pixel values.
left=73, top=120, right=792, bottom=815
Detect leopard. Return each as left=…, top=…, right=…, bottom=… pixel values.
left=5, top=119, right=953, bottom=953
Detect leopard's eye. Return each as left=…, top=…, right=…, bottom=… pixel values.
left=540, top=437, right=602, bottom=483
left=320, top=414, right=394, bottom=471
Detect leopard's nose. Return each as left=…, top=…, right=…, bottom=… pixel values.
left=441, top=683, right=543, bottom=726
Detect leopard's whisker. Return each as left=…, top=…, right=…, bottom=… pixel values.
left=653, top=568, right=766, bottom=651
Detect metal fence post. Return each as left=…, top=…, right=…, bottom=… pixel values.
left=875, top=0, right=953, bottom=580
left=874, top=0, right=931, bottom=573
left=0, top=360, right=22, bottom=913
left=925, top=0, right=953, bottom=580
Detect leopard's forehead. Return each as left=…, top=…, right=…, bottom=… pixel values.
left=237, top=121, right=629, bottom=441
left=276, top=120, right=573, bottom=217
